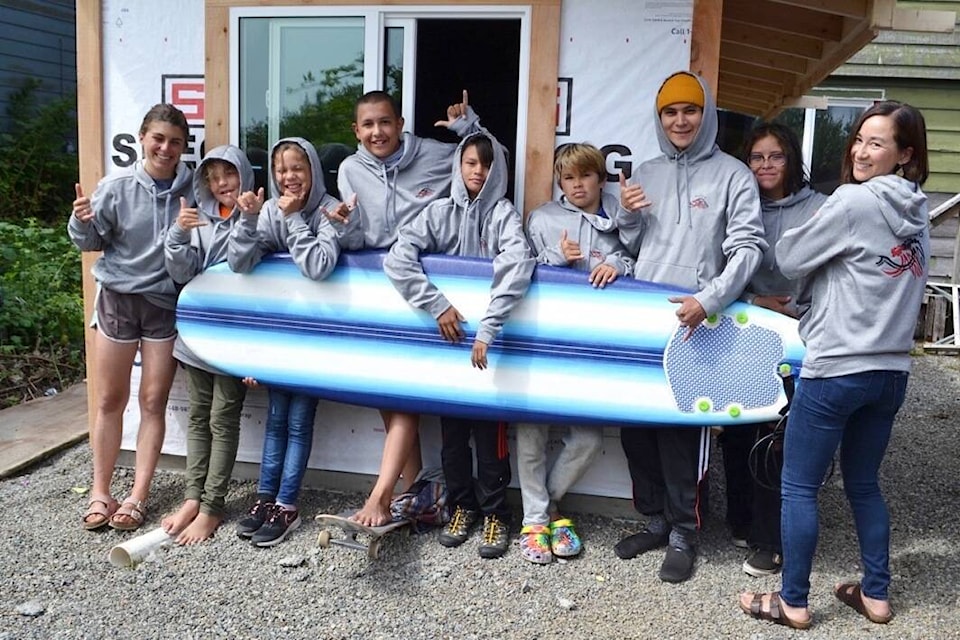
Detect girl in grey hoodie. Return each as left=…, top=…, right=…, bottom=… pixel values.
left=68, top=104, right=193, bottom=532
left=740, top=101, right=930, bottom=630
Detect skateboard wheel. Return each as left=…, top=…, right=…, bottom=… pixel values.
left=367, top=540, right=381, bottom=559
left=317, top=530, right=331, bottom=548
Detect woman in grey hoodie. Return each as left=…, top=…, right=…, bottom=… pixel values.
left=740, top=102, right=930, bottom=630
left=69, top=104, right=194, bottom=532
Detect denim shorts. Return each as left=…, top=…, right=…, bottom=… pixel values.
left=95, top=287, right=176, bottom=343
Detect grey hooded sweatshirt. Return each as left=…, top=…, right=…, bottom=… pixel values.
left=746, top=185, right=827, bottom=315
left=165, top=144, right=254, bottom=372
left=383, top=130, right=535, bottom=346
left=777, top=174, right=929, bottom=378
left=68, top=159, right=194, bottom=310
left=526, top=192, right=635, bottom=276
left=616, top=72, right=766, bottom=316
left=336, top=108, right=481, bottom=251
left=228, top=137, right=341, bottom=280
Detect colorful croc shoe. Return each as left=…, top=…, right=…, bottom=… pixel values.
left=519, top=524, right=553, bottom=564
left=550, top=518, right=583, bottom=558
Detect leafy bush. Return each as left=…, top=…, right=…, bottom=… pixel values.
left=0, top=218, right=85, bottom=406
left=0, top=78, right=78, bottom=224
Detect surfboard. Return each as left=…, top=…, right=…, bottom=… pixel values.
left=175, top=252, right=804, bottom=427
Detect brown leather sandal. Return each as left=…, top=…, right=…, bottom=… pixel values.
left=834, top=582, right=893, bottom=624
left=83, top=497, right=118, bottom=531
left=740, top=591, right=812, bottom=630
left=109, top=497, right=147, bottom=531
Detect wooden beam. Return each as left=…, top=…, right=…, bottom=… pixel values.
left=725, top=0, right=844, bottom=41
left=691, top=0, right=723, bottom=98
left=722, top=59, right=793, bottom=86
left=721, top=41, right=809, bottom=75
left=782, top=95, right=828, bottom=109
left=766, top=0, right=868, bottom=20
left=76, top=0, right=103, bottom=428
left=718, top=74, right=784, bottom=101
left=205, top=4, right=229, bottom=149
left=721, top=18, right=824, bottom=59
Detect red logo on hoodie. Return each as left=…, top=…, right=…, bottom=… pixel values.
left=416, top=187, right=435, bottom=199
left=690, top=196, right=709, bottom=210
left=876, top=235, right=925, bottom=278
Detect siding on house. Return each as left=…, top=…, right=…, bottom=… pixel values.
left=0, top=0, right=76, bottom=130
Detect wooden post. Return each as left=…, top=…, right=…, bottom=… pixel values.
left=690, top=0, right=723, bottom=98
left=75, top=0, right=105, bottom=428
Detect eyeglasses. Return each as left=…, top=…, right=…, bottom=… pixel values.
left=748, top=153, right=787, bottom=168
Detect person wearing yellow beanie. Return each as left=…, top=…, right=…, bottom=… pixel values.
left=613, top=71, right=765, bottom=584
left=656, top=72, right=705, bottom=113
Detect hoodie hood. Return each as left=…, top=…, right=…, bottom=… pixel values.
left=269, top=137, right=328, bottom=215
left=194, top=144, right=255, bottom=220
left=450, top=130, right=508, bottom=214
left=864, top=174, right=928, bottom=239
left=654, top=72, right=718, bottom=163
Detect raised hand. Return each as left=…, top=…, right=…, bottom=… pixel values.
left=437, top=306, right=465, bottom=343
left=434, top=89, right=470, bottom=128
left=619, top=172, right=652, bottom=212
left=278, top=190, right=306, bottom=217
left=72, top=183, right=94, bottom=222
left=325, top=193, right=357, bottom=224
left=176, top=196, right=206, bottom=230
left=237, top=188, right=264, bottom=216
left=560, top=229, right=583, bottom=263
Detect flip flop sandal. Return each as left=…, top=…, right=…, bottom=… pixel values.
left=83, top=497, right=118, bottom=531
left=834, top=582, right=893, bottom=624
left=740, top=591, right=812, bottom=630
left=109, top=497, right=147, bottom=531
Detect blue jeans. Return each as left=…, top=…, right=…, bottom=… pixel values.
left=780, top=371, right=908, bottom=608
left=257, top=389, right=319, bottom=506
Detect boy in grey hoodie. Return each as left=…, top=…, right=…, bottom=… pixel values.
left=69, top=104, right=194, bottom=532
left=384, top=131, right=535, bottom=558
left=614, top=72, right=765, bottom=583
left=326, top=90, right=484, bottom=528
left=515, top=142, right=631, bottom=564
left=162, top=144, right=260, bottom=545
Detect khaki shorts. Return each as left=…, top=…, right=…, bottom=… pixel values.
left=95, top=287, right=177, bottom=343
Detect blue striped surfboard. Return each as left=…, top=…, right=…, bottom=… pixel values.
left=176, top=252, right=804, bottom=427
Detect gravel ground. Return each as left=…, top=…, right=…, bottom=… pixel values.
left=2, top=354, right=959, bottom=640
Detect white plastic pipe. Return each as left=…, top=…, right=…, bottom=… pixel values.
left=108, top=527, right=172, bottom=567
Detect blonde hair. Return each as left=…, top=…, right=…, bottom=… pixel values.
left=554, top=143, right=606, bottom=182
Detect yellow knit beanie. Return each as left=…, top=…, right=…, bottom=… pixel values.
left=656, top=73, right=704, bottom=112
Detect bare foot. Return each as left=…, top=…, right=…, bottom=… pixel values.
left=176, top=512, right=222, bottom=545
left=161, top=499, right=200, bottom=536
left=350, top=497, right=391, bottom=527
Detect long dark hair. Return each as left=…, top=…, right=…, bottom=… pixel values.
left=742, top=122, right=807, bottom=197
left=840, top=101, right=929, bottom=185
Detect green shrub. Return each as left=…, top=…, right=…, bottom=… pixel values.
left=0, top=218, right=84, bottom=352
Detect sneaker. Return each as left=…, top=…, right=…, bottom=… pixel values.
left=731, top=526, right=750, bottom=549
left=478, top=514, right=510, bottom=559
left=614, top=528, right=668, bottom=560
left=743, top=549, right=783, bottom=577
left=659, top=545, right=696, bottom=583
left=549, top=518, right=582, bottom=558
left=236, top=496, right=274, bottom=538
left=438, top=506, right=480, bottom=548
left=519, top=525, right=553, bottom=564
left=251, top=505, right=301, bottom=547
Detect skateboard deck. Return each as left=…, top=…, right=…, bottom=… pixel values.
left=315, top=510, right=413, bottom=559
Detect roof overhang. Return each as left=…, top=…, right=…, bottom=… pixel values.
left=717, top=0, right=957, bottom=117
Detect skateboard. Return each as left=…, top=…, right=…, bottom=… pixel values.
left=315, top=510, right=413, bottom=559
